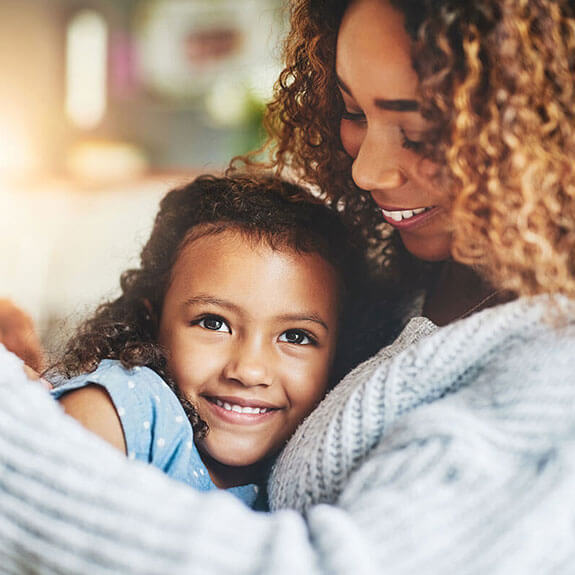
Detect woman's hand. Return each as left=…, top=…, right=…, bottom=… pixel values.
left=0, top=299, right=45, bottom=373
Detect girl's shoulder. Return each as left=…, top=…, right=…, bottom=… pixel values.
left=51, top=359, right=168, bottom=399
left=51, top=360, right=188, bottom=445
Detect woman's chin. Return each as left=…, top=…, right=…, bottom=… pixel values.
left=399, top=231, right=452, bottom=263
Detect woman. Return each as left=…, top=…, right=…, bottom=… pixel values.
left=1, top=0, right=574, bottom=573
left=266, top=0, right=575, bottom=322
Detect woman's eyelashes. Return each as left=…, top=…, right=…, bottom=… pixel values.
left=341, top=109, right=366, bottom=122
left=400, top=127, right=424, bottom=152
left=341, top=106, right=425, bottom=153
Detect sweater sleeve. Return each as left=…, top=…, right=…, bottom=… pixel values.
left=269, top=299, right=575, bottom=574
left=303, top=394, right=575, bottom=575
left=0, top=346, right=320, bottom=575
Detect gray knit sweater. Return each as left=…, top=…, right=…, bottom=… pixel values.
left=1, top=296, right=575, bottom=574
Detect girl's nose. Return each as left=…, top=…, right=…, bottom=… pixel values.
left=351, top=130, right=407, bottom=193
left=223, top=340, right=272, bottom=388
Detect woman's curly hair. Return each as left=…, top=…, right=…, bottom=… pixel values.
left=53, top=174, right=401, bottom=433
left=263, top=0, right=575, bottom=297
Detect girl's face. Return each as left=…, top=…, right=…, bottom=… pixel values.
left=337, top=0, right=452, bottom=262
left=158, top=229, right=339, bottom=487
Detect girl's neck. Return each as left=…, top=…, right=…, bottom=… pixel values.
left=198, top=449, right=270, bottom=489
left=422, top=261, right=511, bottom=326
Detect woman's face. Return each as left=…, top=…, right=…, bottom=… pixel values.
left=337, top=0, right=452, bottom=262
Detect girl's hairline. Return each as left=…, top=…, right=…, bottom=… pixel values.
left=159, top=220, right=350, bottom=318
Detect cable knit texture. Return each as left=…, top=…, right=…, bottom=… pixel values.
left=269, top=314, right=437, bottom=511
left=1, top=295, right=575, bottom=574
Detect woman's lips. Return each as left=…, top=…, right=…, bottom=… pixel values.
left=379, top=205, right=441, bottom=229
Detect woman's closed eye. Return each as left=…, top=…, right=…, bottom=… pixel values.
left=400, top=127, right=425, bottom=153
left=278, top=329, right=317, bottom=346
left=341, top=109, right=366, bottom=123
left=194, top=314, right=231, bottom=333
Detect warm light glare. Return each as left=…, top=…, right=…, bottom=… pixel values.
left=66, top=10, right=108, bottom=129
left=0, top=118, right=37, bottom=183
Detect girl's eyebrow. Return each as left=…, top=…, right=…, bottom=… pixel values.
left=336, top=75, right=420, bottom=112
left=183, top=295, right=239, bottom=312
left=276, top=313, right=329, bottom=332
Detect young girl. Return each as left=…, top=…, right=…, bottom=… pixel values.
left=51, top=173, right=398, bottom=508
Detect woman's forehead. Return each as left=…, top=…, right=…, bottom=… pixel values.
left=336, top=0, right=418, bottom=101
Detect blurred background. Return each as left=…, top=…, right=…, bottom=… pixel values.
left=0, top=0, right=287, bottom=356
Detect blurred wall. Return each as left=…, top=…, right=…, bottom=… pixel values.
left=0, top=0, right=286, bottom=358
left=0, top=0, right=64, bottom=175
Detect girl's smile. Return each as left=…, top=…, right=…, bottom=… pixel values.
left=203, top=395, right=281, bottom=424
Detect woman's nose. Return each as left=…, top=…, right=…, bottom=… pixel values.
left=223, top=339, right=272, bottom=388
left=351, top=130, right=407, bottom=192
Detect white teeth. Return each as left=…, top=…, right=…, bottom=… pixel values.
left=214, top=398, right=269, bottom=414
left=382, top=207, right=430, bottom=221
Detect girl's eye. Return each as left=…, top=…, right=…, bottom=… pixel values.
left=197, top=315, right=230, bottom=333
left=278, top=329, right=316, bottom=346
left=341, top=109, right=366, bottom=123
left=400, top=127, right=424, bottom=153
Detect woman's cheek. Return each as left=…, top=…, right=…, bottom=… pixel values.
left=340, top=121, right=362, bottom=159
left=417, top=156, right=440, bottom=179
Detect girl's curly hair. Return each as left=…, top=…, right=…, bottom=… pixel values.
left=262, top=0, right=575, bottom=297
left=53, top=174, right=401, bottom=433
